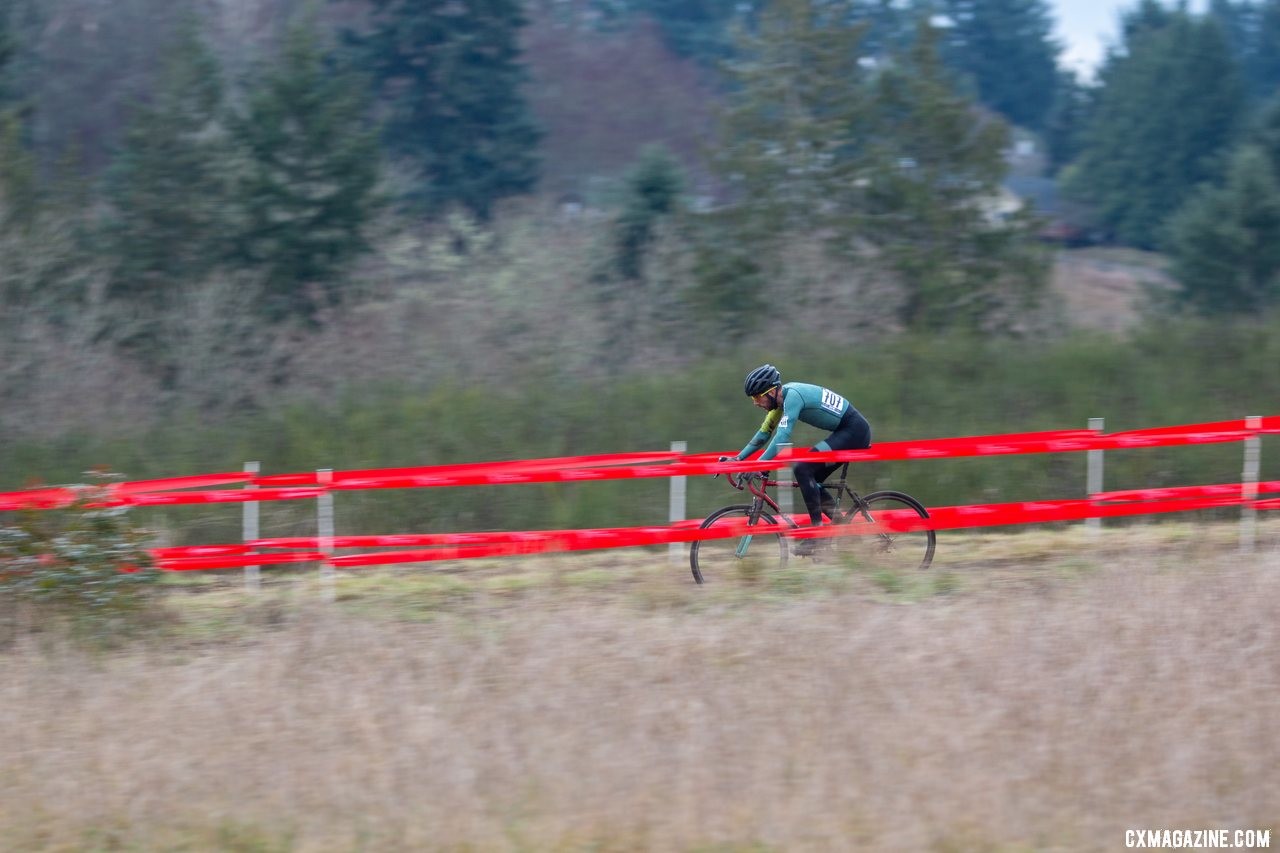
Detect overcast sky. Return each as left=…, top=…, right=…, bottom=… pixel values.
left=1052, top=0, right=1209, bottom=78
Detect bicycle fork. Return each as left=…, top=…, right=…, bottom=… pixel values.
left=735, top=496, right=766, bottom=558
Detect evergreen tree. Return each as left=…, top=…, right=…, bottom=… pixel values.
left=708, top=3, right=1046, bottom=331
left=697, top=0, right=876, bottom=331
left=1042, top=69, right=1092, bottom=173
left=596, top=143, right=686, bottom=371
left=0, top=0, right=34, bottom=224
left=1208, top=0, right=1280, bottom=105
left=1254, top=0, right=1280, bottom=100
left=15, top=0, right=205, bottom=174
left=940, top=0, right=1060, bottom=130
left=632, top=0, right=745, bottom=65
left=0, top=0, right=13, bottom=105
left=848, top=0, right=922, bottom=58
left=711, top=0, right=876, bottom=240
left=232, top=15, right=382, bottom=319
left=1166, top=144, right=1280, bottom=314
left=351, top=0, right=540, bottom=218
left=1206, top=0, right=1255, bottom=64
left=0, top=110, right=37, bottom=229
left=611, top=144, right=684, bottom=280
left=103, top=21, right=236, bottom=303
left=863, top=20, right=1048, bottom=330
left=1249, top=93, right=1280, bottom=174
left=1069, top=1, right=1243, bottom=248
left=0, top=4, right=94, bottom=313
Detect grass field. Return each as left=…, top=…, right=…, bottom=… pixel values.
left=2, top=520, right=1278, bottom=852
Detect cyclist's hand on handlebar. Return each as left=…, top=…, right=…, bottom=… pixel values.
left=713, top=455, right=731, bottom=479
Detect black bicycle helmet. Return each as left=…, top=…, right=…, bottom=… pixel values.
left=743, top=364, right=781, bottom=397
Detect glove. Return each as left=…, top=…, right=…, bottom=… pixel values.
left=713, top=455, right=731, bottom=479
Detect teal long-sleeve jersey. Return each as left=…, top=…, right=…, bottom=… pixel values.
left=734, top=382, right=851, bottom=462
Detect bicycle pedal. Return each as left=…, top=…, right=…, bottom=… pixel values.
left=792, top=539, right=832, bottom=558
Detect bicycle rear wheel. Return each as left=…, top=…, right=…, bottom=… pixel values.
left=839, top=490, right=936, bottom=572
left=690, top=504, right=789, bottom=585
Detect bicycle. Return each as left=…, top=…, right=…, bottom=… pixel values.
left=689, top=463, right=936, bottom=585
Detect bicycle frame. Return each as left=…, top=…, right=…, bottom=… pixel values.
left=723, top=463, right=867, bottom=527
left=693, top=464, right=936, bottom=581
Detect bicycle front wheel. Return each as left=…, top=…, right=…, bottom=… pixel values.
left=690, top=504, right=788, bottom=585
left=841, top=490, right=936, bottom=572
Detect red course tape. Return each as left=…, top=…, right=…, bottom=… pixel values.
left=146, top=487, right=1268, bottom=571
left=4, top=417, right=1275, bottom=509
left=7, top=415, right=1279, bottom=573
left=154, top=552, right=327, bottom=571
left=1092, top=481, right=1280, bottom=503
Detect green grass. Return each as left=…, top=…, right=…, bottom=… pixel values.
left=4, top=318, right=1279, bottom=549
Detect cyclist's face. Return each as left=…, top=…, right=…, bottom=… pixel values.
left=751, top=388, right=776, bottom=410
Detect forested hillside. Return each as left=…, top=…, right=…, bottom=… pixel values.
left=1, top=0, right=1278, bottom=530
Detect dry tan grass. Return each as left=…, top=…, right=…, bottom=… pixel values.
left=2, top=527, right=1279, bottom=852
left=1050, top=248, right=1174, bottom=334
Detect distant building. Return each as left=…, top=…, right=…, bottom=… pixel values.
left=1004, top=175, right=1103, bottom=246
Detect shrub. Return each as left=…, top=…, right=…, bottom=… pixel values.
left=0, top=473, right=161, bottom=635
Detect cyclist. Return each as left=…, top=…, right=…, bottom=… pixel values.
left=725, top=364, right=872, bottom=555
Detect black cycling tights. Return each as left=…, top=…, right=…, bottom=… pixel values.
left=793, top=409, right=872, bottom=525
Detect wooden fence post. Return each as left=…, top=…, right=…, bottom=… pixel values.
left=317, top=468, right=335, bottom=601
left=1241, top=416, right=1261, bottom=554
left=243, top=461, right=260, bottom=591
left=668, top=440, right=687, bottom=565
left=1087, top=417, right=1105, bottom=534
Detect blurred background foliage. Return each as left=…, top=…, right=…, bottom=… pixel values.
left=1, top=0, right=1278, bottom=543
